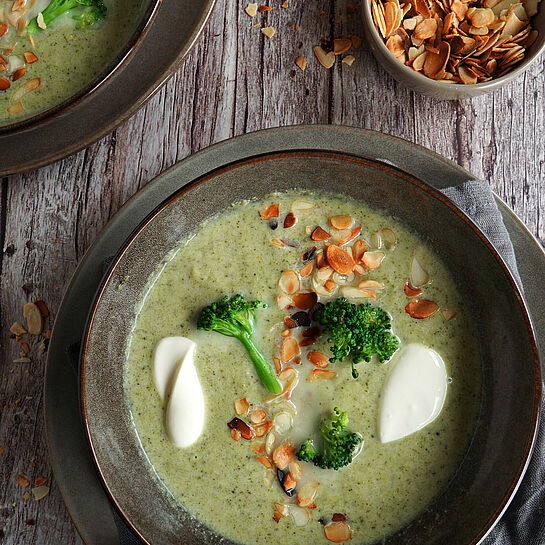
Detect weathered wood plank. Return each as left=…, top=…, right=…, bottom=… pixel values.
left=0, top=0, right=543, bottom=543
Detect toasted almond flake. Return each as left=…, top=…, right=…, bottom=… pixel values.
left=260, top=203, right=279, bottom=220
left=414, top=17, right=438, bottom=39
left=230, top=428, right=241, bottom=441
left=234, top=397, right=250, bottom=416
left=299, top=261, right=313, bottom=277
left=281, top=328, right=291, bottom=337
left=324, top=279, right=336, bottom=292
left=333, top=38, right=352, bottom=54
left=253, top=442, right=266, bottom=454
left=403, top=280, right=423, bottom=296
left=23, top=50, right=37, bottom=64
left=274, top=502, right=289, bottom=517
left=245, top=2, right=258, bottom=16
left=336, top=225, right=361, bottom=245
left=288, top=459, right=303, bottom=479
left=257, top=455, right=273, bottom=468
left=409, top=255, right=430, bottom=287
left=261, top=26, right=275, bottom=38
left=351, top=35, right=363, bottom=48
left=295, top=55, right=307, bottom=70
left=12, top=0, right=25, bottom=11
left=384, top=1, right=401, bottom=36
left=17, top=474, right=30, bottom=487
left=23, top=302, right=43, bottom=335
left=297, top=480, right=320, bottom=506
left=273, top=356, right=282, bottom=373
left=358, top=280, right=384, bottom=291
left=254, top=420, right=273, bottom=437
left=441, top=307, right=458, bottom=321
left=405, top=298, right=439, bottom=319
left=351, top=239, right=368, bottom=263
left=362, top=250, right=385, bottom=269
left=265, top=468, right=276, bottom=487
left=329, top=214, right=352, bottom=230
left=371, top=0, right=387, bottom=37
left=278, top=270, right=300, bottom=295
left=10, top=322, right=27, bottom=335
left=326, top=245, right=355, bottom=275
left=278, top=367, right=296, bottom=382
left=292, top=200, right=318, bottom=213
left=258, top=5, right=272, bottom=11
left=11, top=66, right=26, bottom=82
left=272, top=443, right=295, bottom=469
left=0, top=77, right=10, bottom=90
left=273, top=411, right=293, bottom=433
left=31, top=486, right=49, bottom=501
left=0, top=23, right=7, bottom=38
left=282, top=337, right=300, bottom=362
left=284, top=471, right=297, bottom=491
left=250, top=408, right=267, bottom=423
left=342, top=55, right=355, bottom=66
left=313, top=45, right=335, bottom=68
left=284, top=212, right=297, bottom=228
left=265, top=430, right=277, bottom=454
left=311, top=226, right=332, bottom=241
left=340, top=286, right=371, bottom=299
left=307, top=351, right=330, bottom=368
left=34, top=300, right=49, bottom=318
left=369, top=230, right=382, bottom=249
left=293, top=291, right=318, bottom=310
left=380, top=228, right=397, bottom=249
left=276, top=294, right=293, bottom=310
left=324, top=521, right=352, bottom=543
left=386, top=34, right=405, bottom=57
left=308, top=369, right=337, bottom=382
left=11, top=77, right=40, bottom=104
left=290, top=504, right=311, bottom=526
left=228, top=417, right=254, bottom=440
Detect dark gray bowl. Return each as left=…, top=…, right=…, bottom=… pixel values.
left=82, top=151, right=541, bottom=545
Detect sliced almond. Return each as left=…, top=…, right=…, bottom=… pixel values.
left=414, top=17, right=438, bottom=39
left=278, top=270, right=300, bottom=295
left=254, top=420, right=273, bottom=437
left=441, top=307, right=458, bottom=321
left=260, top=203, right=279, bottom=220
left=290, top=505, right=311, bottom=526
left=10, top=322, right=27, bottom=335
left=23, top=302, right=43, bottom=335
left=362, top=250, right=385, bottom=269
left=311, top=226, right=331, bottom=241
left=250, top=408, right=267, bottom=423
left=273, top=411, right=293, bottom=433
left=342, top=55, right=355, bottom=66
left=307, top=369, right=337, bottom=382
left=261, top=26, right=275, bottom=38
left=352, top=239, right=368, bottom=262
left=295, top=55, right=307, bottom=71
left=23, top=50, right=37, bottom=64
left=405, top=299, right=439, bottom=319
left=326, top=245, right=355, bottom=275
left=324, top=521, right=353, bottom=543
left=234, top=397, right=250, bottom=416
left=409, top=255, right=430, bottom=287
left=336, top=225, right=361, bottom=245
left=299, top=262, right=313, bottom=277
left=403, top=280, right=423, bottom=296
left=292, top=201, right=318, bottom=213
left=329, top=214, right=352, bottom=229
left=380, top=228, right=397, bottom=249
left=277, top=294, right=293, bottom=309
left=230, top=428, right=241, bottom=441
left=272, top=443, right=295, bottom=469
left=284, top=212, right=297, bottom=228
left=307, top=351, right=330, bottom=368
left=313, top=45, right=335, bottom=68
left=358, top=280, right=384, bottom=291
left=282, top=337, right=300, bottom=362
left=333, top=38, right=352, bottom=54
left=297, top=480, right=320, bottom=506
left=340, top=286, right=372, bottom=299
left=293, top=291, right=318, bottom=310
left=289, top=459, right=303, bottom=479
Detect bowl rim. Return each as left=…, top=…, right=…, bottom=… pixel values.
left=81, top=149, right=542, bottom=545
left=0, top=0, right=163, bottom=135
left=361, top=0, right=545, bottom=93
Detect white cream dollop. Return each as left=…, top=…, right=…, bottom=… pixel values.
left=153, top=337, right=204, bottom=448
left=378, top=343, right=448, bottom=443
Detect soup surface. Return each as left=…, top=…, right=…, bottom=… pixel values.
left=126, top=190, right=481, bottom=545
left=0, top=0, right=144, bottom=124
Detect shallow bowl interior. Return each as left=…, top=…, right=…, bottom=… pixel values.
left=361, top=0, right=545, bottom=99
left=0, top=0, right=160, bottom=132
left=82, top=151, right=541, bottom=545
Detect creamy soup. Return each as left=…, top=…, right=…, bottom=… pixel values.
left=126, top=191, right=481, bottom=544
left=0, top=0, right=144, bottom=123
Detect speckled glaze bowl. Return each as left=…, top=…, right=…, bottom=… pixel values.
left=82, top=151, right=541, bottom=545
left=0, top=0, right=216, bottom=175
left=361, top=0, right=545, bottom=99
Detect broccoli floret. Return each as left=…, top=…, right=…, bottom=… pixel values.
left=27, top=0, right=107, bottom=33
left=313, top=298, right=399, bottom=378
left=297, top=408, right=362, bottom=470
left=197, top=295, right=282, bottom=394
left=296, top=439, right=319, bottom=463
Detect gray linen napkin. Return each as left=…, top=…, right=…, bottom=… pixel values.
left=114, top=180, right=541, bottom=545
left=443, top=180, right=544, bottom=545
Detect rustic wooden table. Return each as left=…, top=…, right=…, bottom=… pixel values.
left=0, top=0, right=543, bottom=543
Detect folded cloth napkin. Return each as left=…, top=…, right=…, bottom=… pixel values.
left=113, top=180, right=542, bottom=545
left=444, top=180, right=544, bottom=545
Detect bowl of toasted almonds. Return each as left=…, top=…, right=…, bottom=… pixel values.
left=362, top=0, right=545, bottom=98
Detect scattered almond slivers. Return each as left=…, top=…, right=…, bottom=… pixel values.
left=261, top=26, right=275, bottom=38
left=314, top=45, right=335, bottom=68
left=405, top=298, right=439, bottom=319
left=295, top=55, right=307, bottom=71
left=362, top=250, right=385, bottom=269
left=311, top=226, right=332, bottom=241
left=260, top=203, right=279, bottom=220
left=249, top=408, right=267, bottom=423
left=403, top=280, right=423, bottom=297
left=371, top=0, right=538, bottom=82
left=272, top=443, right=295, bottom=469
left=327, top=245, right=355, bottom=275
left=307, top=351, right=330, bottom=368
left=297, top=479, right=320, bottom=506
left=245, top=2, right=258, bottom=16
left=281, top=337, right=300, bottom=362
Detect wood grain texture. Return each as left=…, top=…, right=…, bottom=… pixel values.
left=0, top=0, right=543, bottom=543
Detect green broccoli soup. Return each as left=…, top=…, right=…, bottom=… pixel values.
left=0, top=0, right=144, bottom=123
left=126, top=191, right=481, bottom=545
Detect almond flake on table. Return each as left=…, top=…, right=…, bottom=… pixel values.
left=245, top=3, right=258, bottom=17
left=295, top=55, right=307, bottom=70
left=261, top=26, right=275, bottom=38
left=342, top=55, right=356, bottom=66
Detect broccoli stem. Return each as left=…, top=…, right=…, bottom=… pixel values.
left=238, top=332, right=282, bottom=395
